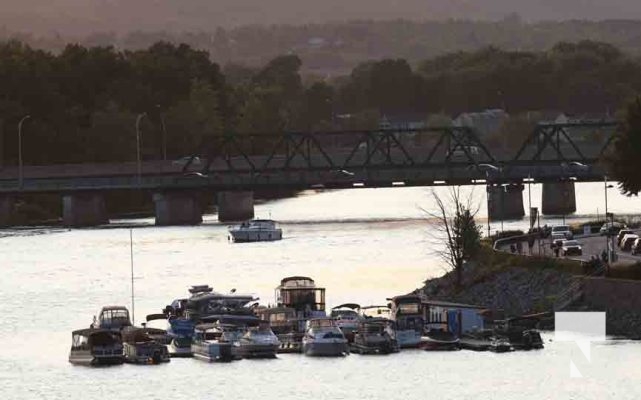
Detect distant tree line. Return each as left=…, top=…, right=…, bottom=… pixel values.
left=6, top=19, right=641, bottom=75
left=1, top=39, right=641, bottom=165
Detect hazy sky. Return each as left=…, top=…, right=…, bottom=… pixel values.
left=2, top=0, right=641, bottom=36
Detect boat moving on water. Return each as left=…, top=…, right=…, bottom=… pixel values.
left=69, top=329, right=124, bottom=366
left=228, top=219, right=283, bottom=242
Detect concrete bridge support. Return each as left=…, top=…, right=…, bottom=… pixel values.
left=62, top=192, right=108, bottom=227
left=542, top=181, right=576, bottom=215
left=217, top=191, right=254, bottom=222
left=487, top=184, right=525, bottom=221
left=153, top=191, right=203, bottom=226
left=0, top=196, right=13, bottom=226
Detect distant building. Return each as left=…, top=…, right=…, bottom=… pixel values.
left=453, top=109, right=509, bottom=136
left=379, top=113, right=427, bottom=130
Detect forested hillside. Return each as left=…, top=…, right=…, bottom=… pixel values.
left=3, top=0, right=641, bottom=36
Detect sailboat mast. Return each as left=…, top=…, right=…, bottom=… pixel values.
left=130, top=229, right=135, bottom=325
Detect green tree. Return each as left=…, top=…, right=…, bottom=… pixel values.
left=610, top=97, right=641, bottom=195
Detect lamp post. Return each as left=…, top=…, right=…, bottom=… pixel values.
left=604, top=176, right=615, bottom=264
left=135, top=113, right=147, bottom=186
left=156, top=105, right=167, bottom=161
left=17, top=115, right=31, bottom=189
left=476, top=164, right=502, bottom=237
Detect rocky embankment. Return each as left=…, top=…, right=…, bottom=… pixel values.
left=419, top=247, right=641, bottom=338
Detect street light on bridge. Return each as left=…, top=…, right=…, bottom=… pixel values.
left=135, top=113, right=147, bottom=187
left=17, top=115, right=31, bottom=190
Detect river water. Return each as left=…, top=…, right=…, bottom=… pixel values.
left=1, top=183, right=641, bottom=399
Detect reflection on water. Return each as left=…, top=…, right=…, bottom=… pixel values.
left=1, top=183, right=641, bottom=399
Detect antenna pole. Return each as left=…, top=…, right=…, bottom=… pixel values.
left=130, top=229, right=135, bottom=325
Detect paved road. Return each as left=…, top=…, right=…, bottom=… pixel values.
left=499, top=231, right=641, bottom=265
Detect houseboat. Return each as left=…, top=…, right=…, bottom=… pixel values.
left=350, top=318, right=399, bottom=355
left=228, top=219, right=283, bottom=242
left=68, top=328, right=124, bottom=366
left=330, top=304, right=361, bottom=342
left=121, top=327, right=170, bottom=364
left=302, top=318, right=350, bottom=357
left=420, top=300, right=486, bottom=350
left=191, top=323, right=238, bottom=362
left=388, top=295, right=424, bottom=348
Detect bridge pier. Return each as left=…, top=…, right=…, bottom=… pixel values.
left=153, top=191, right=203, bottom=226
left=217, top=191, right=254, bottom=222
left=0, top=196, right=13, bottom=226
left=62, top=193, right=108, bottom=227
left=487, top=184, right=525, bottom=221
left=542, top=181, right=576, bottom=215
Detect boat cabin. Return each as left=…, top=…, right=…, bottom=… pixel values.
left=389, top=295, right=424, bottom=333
left=69, top=328, right=123, bottom=365
left=330, top=303, right=361, bottom=320
left=186, top=285, right=257, bottom=320
left=422, top=300, right=486, bottom=336
left=255, top=307, right=298, bottom=334
left=93, top=306, right=132, bottom=331
left=276, top=276, right=326, bottom=316
left=360, top=305, right=391, bottom=319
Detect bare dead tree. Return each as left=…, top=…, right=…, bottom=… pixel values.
left=423, top=187, right=482, bottom=287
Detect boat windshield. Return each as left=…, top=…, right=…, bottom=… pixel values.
left=100, top=309, right=130, bottom=326
left=397, top=303, right=420, bottom=315
left=309, top=319, right=336, bottom=329
left=331, top=309, right=359, bottom=319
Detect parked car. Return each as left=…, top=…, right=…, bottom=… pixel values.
left=617, top=229, right=635, bottom=247
left=561, top=240, right=583, bottom=257
left=632, top=238, right=641, bottom=255
left=620, top=234, right=639, bottom=252
left=600, top=222, right=626, bottom=236
left=551, top=225, right=573, bottom=240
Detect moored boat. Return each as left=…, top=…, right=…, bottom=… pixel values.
left=90, top=306, right=132, bottom=332
left=191, top=323, right=237, bottom=362
left=228, top=219, right=283, bottom=242
left=330, top=304, right=361, bottom=342
left=420, top=329, right=460, bottom=351
left=388, top=295, right=424, bottom=348
left=238, top=320, right=281, bottom=359
left=350, top=318, right=399, bottom=355
left=302, top=318, right=350, bottom=357
left=69, top=328, right=124, bottom=366
left=121, top=327, right=170, bottom=364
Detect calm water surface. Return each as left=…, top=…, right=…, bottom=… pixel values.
left=1, top=183, right=641, bottom=399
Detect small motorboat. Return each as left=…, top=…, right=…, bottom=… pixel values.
left=420, top=329, right=460, bottom=351
left=191, top=323, right=238, bottom=362
left=228, top=219, right=283, bottom=242
left=69, top=328, right=124, bottom=366
left=330, top=304, right=361, bottom=342
left=238, top=320, right=281, bottom=359
left=350, top=318, right=399, bottom=355
left=494, top=315, right=545, bottom=350
left=121, top=327, right=170, bottom=364
left=302, top=318, right=350, bottom=357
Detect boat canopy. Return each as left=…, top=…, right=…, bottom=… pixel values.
left=278, top=276, right=316, bottom=288
left=146, top=314, right=167, bottom=322
left=71, top=329, right=120, bottom=348
left=332, top=303, right=361, bottom=310
left=189, top=285, right=214, bottom=294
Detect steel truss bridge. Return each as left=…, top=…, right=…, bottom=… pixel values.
left=0, top=120, right=621, bottom=193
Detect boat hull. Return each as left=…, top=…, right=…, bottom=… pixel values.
left=303, top=341, right=350, bottom=357
left=168, top=338, right=193, bottom=357
left=192, top=342, right=236, bottom=362
left=396, top=330, right=422, bottom=348
left=229, top=229, right=282, bottom=243
left=350, top=339, right=398, bottom=355
left=69, top=351, right=124, bottom=366
left=238, top=343, right=279, bottom=359
left=123, top=343, right=170, bottom=364
left=420, top=337, right=460, bottom=351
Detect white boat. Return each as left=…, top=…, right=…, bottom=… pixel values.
left=191, top=323, right=238, bottom=362
left=238, top=321, right=281, bottom=358
left=228, top=219, right=282, bottom=242
left=388, top=295, right=424, bottom=348
left=330, top=304, right=361, bottom=342
left=302, top=318, right=350, bottom=357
